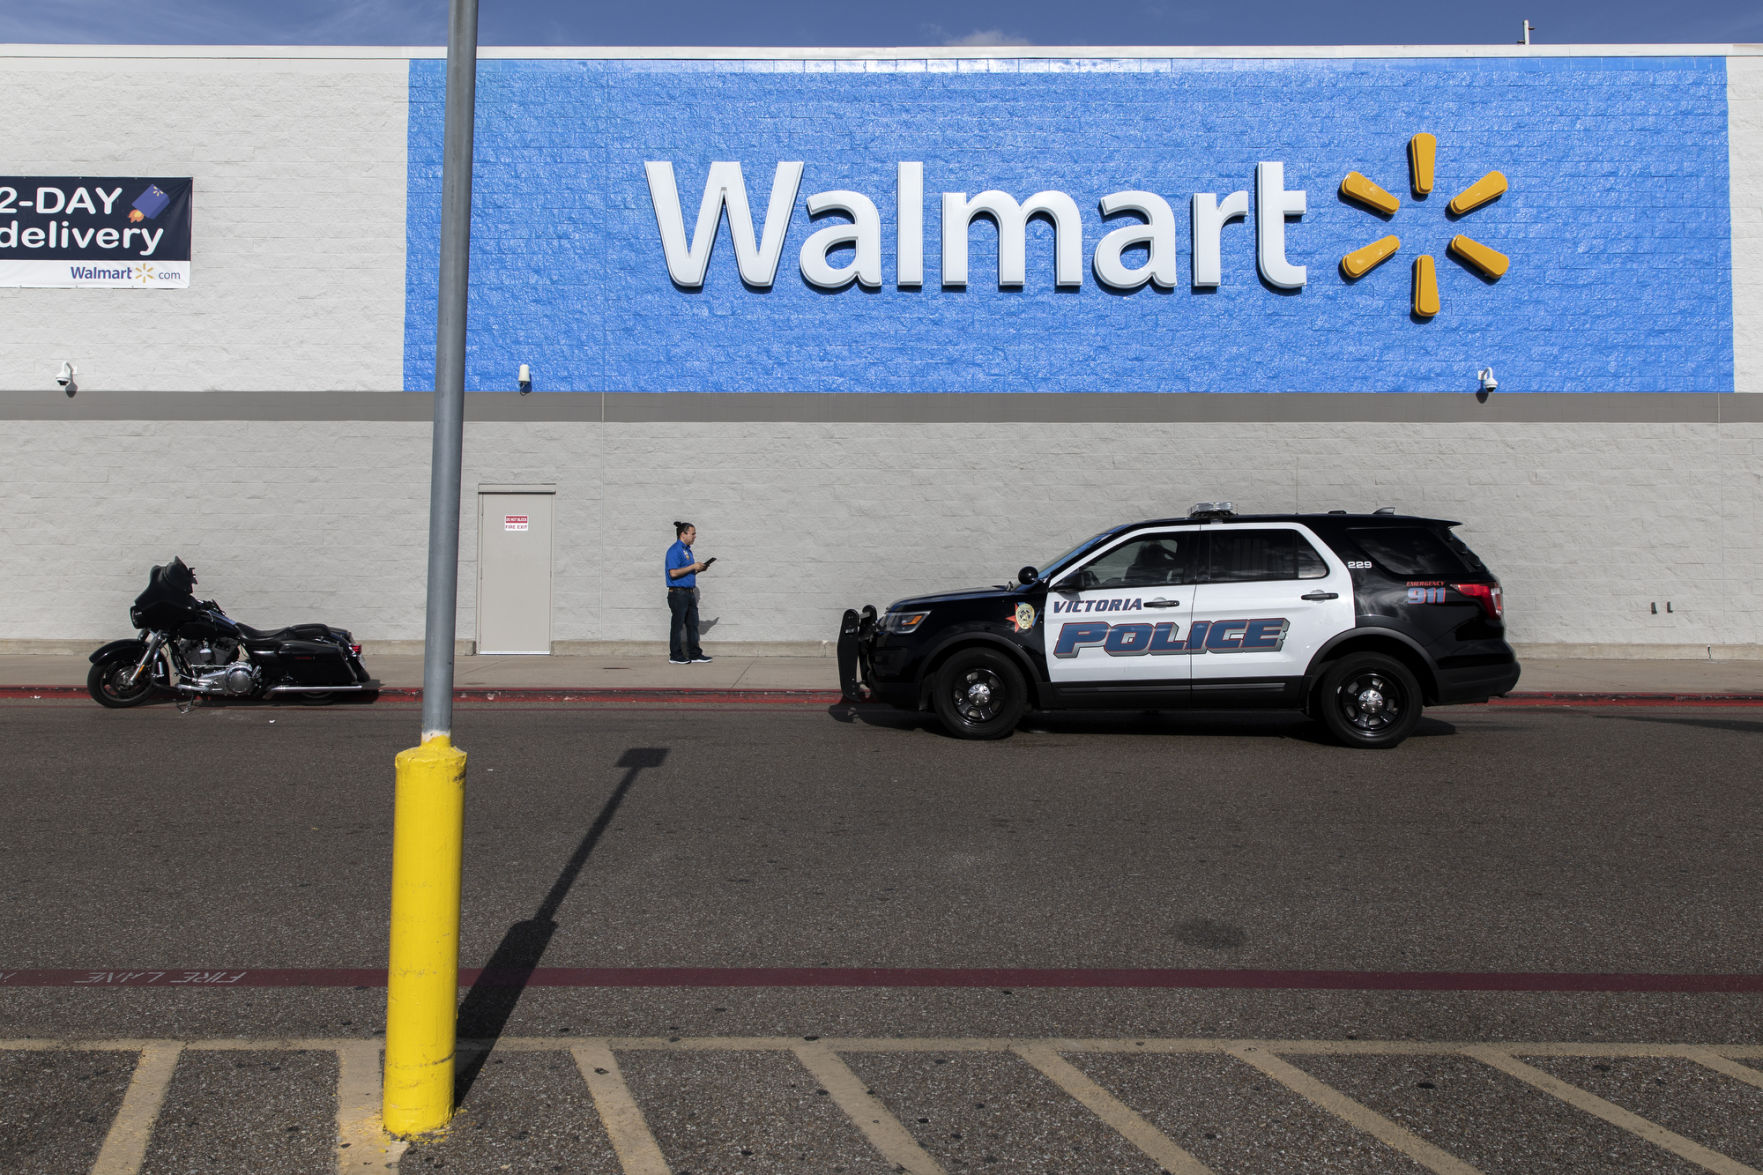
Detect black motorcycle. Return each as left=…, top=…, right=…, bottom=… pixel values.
left=87, top=557, right=380, bottom=708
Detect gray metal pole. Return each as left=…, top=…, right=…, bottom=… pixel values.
left=421, top=0, right=480, bottom=741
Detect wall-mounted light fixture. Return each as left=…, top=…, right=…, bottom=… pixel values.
left=55, top=361, right=77, bottom=397
left=517, top=363, right=532, bottom=395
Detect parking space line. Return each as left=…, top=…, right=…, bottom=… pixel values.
left=1685, top=1050, right=1763, bottom=1091
left=88, top=1043, right=182, bottom=1175
left=335, top=1042, right=407, bottom=1174
left=1013, top=1043, right=1215, bottom=1175
left=1463, top=1046, right=1761, bottom=1175
left=571, top=1041, right=673, bottom=1175
left=1224, top=1045, right=1486, bottom=1175
left=7, top=1034, right=1763, bottom=1175
left=812, top=1037, right=1018, bottom=1053
left=793, top=1042, right=948, bottom=1175
left=596, top=1035, right=822, bottom=1052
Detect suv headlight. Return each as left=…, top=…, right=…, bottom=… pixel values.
left=881, top=609, right=931, bottom=635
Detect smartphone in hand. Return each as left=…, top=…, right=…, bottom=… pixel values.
left=700, top=556, right=717, bottom=570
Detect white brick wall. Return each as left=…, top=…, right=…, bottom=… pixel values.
left=3, top=420, right=1758, bottom=654
left=0, top=57, right=408, bottom=392
left=1733, top=55, right=1763, bottom=394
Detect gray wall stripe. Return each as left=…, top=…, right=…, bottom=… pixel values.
left=4, top=391, right=1760, bottom=424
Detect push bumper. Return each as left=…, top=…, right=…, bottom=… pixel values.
left=836, top=607, right=878, bottom=701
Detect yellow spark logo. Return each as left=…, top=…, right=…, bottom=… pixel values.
left=132, top=264, right=159, bottom=286
left=1339, top=133, right=1509, bottom=318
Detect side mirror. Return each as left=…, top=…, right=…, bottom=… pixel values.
left=1017, top=566, right=1039, bottom=586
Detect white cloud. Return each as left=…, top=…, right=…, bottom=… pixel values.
left=942, top=27, right=1034, bottom=47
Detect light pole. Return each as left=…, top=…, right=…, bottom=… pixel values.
left=383, top=0, right=479, bottom=1136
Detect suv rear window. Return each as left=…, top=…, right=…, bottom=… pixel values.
left=1349, top=527, right=1486, bottom=577
left=1206, top=529, right=1329, bottom=582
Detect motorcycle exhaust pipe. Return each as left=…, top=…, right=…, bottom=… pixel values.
left=264, top=684, right=377, bottom=695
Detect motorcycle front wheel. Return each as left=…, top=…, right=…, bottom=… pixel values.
left=87, top=655, right=156, bottom=708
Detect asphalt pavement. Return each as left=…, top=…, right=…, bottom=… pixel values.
left=3, top=699, right=1762, bottom=1174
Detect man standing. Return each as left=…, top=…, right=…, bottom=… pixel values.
left=664, top=521, right=713, bottom=665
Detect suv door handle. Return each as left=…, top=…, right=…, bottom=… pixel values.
left=1145, top=598, right=1182, bottom=608
left=1301, top=591, right=1339, bottom=601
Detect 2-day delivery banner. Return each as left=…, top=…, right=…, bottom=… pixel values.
left=0, top=177, right=192, bottom=288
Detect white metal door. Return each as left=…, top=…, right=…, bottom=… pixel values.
left=476, top=492, right=554, bottom=654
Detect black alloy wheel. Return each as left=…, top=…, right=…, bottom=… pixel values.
left=87, top=655, right=156, bottom=709
left=1318, top=652, right=1422, bottom=749
left=932, top=647, right=1027, bottom=740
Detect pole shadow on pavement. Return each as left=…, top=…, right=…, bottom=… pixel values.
left=452, top=745, right=669, bottom=1105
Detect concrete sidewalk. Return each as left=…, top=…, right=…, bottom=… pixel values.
left=5, top=650, right=1759, bottom=696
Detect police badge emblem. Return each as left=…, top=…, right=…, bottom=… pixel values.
left=1011, top=602, right=1037, bottom=633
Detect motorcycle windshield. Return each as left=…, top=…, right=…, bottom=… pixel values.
left=131, top=558, right=200, bottom=629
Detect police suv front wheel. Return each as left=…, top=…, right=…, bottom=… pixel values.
left=1317, top=653, right=1422, bottom=749
left=932, top=648, right=1027, bottom=740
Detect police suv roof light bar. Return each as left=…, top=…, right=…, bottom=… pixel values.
left=1188, top=502, right=1236, bottom=520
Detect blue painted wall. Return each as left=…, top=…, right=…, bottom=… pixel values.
left=405, top=56, right=1733, bottom=394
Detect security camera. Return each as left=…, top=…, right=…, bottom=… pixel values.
left=517, top=363, right=532, bottom=395
left=1476, top=367, right=1497, bottom=393
left=56, top=362, right=77, bottom=395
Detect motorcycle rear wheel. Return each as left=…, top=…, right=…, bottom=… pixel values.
left=88, top=656, right=156, bottom=708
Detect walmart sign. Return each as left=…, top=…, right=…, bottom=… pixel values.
left=645, top=160, right=1311, bottom=291
left=404, top=56, right=1734, bottom=394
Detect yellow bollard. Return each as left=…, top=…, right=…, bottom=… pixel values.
left=383, top=734, right=468, bottom=1135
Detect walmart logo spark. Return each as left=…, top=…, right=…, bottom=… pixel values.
left=1338, top=133, right=1508, bottom=318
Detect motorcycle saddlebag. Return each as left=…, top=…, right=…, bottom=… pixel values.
left=257, top=640, right=358, bottom=687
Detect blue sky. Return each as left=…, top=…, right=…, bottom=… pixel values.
left=2, top=0, right=1760, bottom=47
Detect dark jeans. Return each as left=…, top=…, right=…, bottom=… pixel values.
left=668, top=587, right=701, bottom=660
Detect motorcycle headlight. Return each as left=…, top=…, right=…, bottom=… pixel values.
left=882, top=609, right=931, bottom=635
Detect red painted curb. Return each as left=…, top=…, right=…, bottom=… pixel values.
left=1489, top=693, right=1763, bottom=707
left=6, top=966, right=1763, bottom=992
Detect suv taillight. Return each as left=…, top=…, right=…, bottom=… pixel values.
left=1453, top=581, right=1503, bottom=620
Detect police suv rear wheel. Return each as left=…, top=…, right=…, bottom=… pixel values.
left=1318, top=653, right=1421, bottom=749
left=933, top=648, right=1027, bottom=740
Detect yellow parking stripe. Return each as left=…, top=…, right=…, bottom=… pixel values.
left=89, top=1044, right=182, bottom=1175
left=572, top=1041, right=673, bottom=1175
left=335, top=1042, right=407, bottom=1174
left=1225, top=1045, right=1487, bottom=1175
left=794, top=1042, right=948, bottom=1175
left=1013, top=1043, right=1216, bottom=1175
left=6, top=1036, right=1760, bottom=1175
left=1464, top=1047, right=1762, bottom=1175
left=1685, top=1050, right=1763, bottom=1091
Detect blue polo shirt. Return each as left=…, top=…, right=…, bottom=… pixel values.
left=665, top=540, right=695, bottom=588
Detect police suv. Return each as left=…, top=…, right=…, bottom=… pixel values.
left=837, top=505, right=1520, bottom=748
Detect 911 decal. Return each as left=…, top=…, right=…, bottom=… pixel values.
left=1407, top=586, right=1447, bottom=603
left=1052, top=618, right=1290, bottom=658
